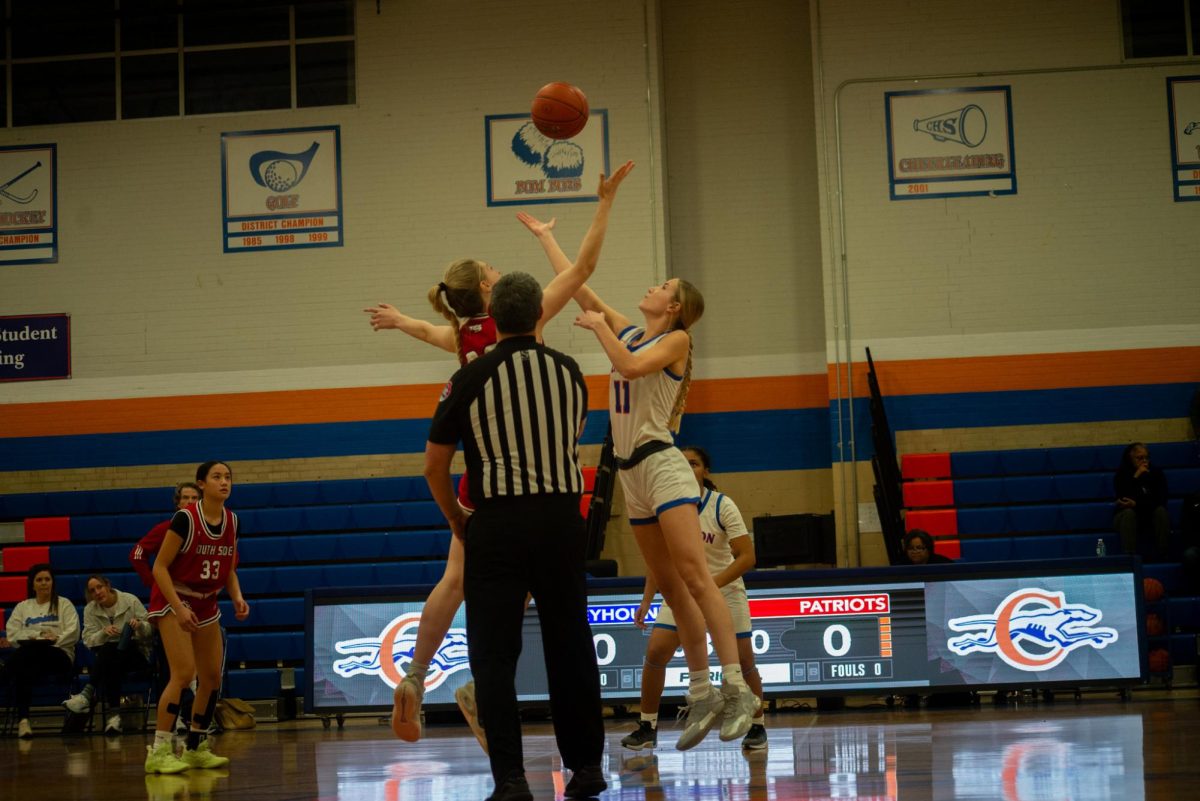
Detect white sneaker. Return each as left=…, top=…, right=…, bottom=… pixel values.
left=674, top=687, right=725, bottom=751
left=718, top=682, right=759, bottom=741
left=63, top=688, right=93, bottom=714
left=105, top=713, right=123, bottom=735
left=17, top=718, right=33, bottom=739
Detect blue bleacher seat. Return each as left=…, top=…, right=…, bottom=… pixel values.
left=1006, top=505, right=1061, bottom=533
left=301, top=505, right=353, bottom=531
left=333, top=532, right=388, bottom=560
left=999, top=450, right=1052, bottom=476
left=233, top=631, right=304, bottom=663
left=1004, top=476, right=1055, bottom=504
left=232, top=484, right=274, bottom=509
left=271, top=481, right=322, bottom=508
left=953, top=478, right=1006, bottom=506
left=238, top=536, right=289, bottom=563
left=1011, top=535, right=1068, bottom=560
left=950, top=451, right=1000, bottom=478
left=219, top=597, right=304, bottom=628
left=957, top=507, right=1007, bottom=535
left=365, top=477, right=429, bottom=503
left=375, top=560, right=444, bottom=586
left=224, top=668, right=281, bottom=699
left=394, top=502, right=444, bottom=529
left=318, top=479, right=369, bottom=505
left=350, top=504, right=399, bottom=530
left=244, top=508, right=305, bottom=534
left=49, top=544, right=96, bottom=571
left=1059, top=502, right=1113, bottom=531
left=385, top=530, right=452, bottom=558
left=1052, top=473, right=1110, bottom=501
left=1152, top=442, right=1200, bottom=468
left=959, top=537, right=1014, bottom=562
left=1169, top=633, right=1196, bottom=665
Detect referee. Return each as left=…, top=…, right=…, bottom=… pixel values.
left=425, top=271, right=605, bottom=801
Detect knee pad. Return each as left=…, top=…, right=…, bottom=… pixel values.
left=191, top=693, right=219, bottom=729
left=165, top=702, right=181, bottom=716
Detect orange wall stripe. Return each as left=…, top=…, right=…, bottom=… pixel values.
left=684, top=375, right=829, bottom=414
left=827, top=346, right=1200, bottom=398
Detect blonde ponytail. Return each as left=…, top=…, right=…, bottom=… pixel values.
left=666, top=279, right=704, bottom=433
left=428, top=259, right=489, bottom=357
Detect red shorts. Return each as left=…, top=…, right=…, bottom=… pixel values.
left=457, top=473, right=475, bottom=514
left=147, top=585, right=221, bottom=628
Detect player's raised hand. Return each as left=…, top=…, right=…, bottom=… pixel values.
left=597, top=160, right=635, bottom=202
left=573, top=310, right=606, bottom=331
left=363, top=303, right=403, bottom=331
left=517, top=212, right=556, bottom=238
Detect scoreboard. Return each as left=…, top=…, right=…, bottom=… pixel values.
left=306, top=558, right=1145, bottom=713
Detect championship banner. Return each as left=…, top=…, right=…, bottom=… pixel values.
left=1167, top=75, right=1200, bottom=202
left=221, top=125, right=343, bottom=252
left=0, top=144, right=57, bottom=265
left=0, top=313, right=70, bottom=382
left=484, top=110, right=609, bottom=207
left=885, top=86, right=1017, bottom=200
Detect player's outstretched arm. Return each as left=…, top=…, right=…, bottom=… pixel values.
left=522, top=160, right=635, bottom=335
left=574, top=315, right=688, bottom=380
left=363, top=303, right=456, bottom=354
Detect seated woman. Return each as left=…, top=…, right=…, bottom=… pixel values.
left=2, top=563, right=79, bottom=738
left=901, top=529, right=953, bottom=565
left=63, top=574, right=153, bottom=734
left=1113, top=442, right=1171, bottom=560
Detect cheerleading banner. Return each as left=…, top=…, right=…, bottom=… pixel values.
left=221, top=125, right=343, bottom=253
left=484, top=110, right=610, bottom=207
left=1167, top=76, right=1200, bottom=202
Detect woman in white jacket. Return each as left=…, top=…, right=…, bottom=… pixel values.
left=63, top=574, right=152, bottom=734
left=2, top=563, right=79, bottom=738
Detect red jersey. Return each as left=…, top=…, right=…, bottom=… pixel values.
left=165, top=502, right=239, bottom=598
left=458, top=314, right=496, bottom=366
left=130, top=519, right=171, bottom=588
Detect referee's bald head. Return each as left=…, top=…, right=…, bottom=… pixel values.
left=490, top=271, right=543, bottom=335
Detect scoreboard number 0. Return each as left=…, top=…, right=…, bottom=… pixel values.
left=823, top=624, right=852, bottom=657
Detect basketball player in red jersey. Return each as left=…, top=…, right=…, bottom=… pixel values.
left=130, top=482, right=200, bottom=588
left=144, top=461, right=249, bottom=774
left=362, top=161, right=634, bottom=746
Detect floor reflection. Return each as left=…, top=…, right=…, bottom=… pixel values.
left=317, top=712, right=1148, bottom=801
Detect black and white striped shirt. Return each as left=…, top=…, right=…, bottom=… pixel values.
left=428, top=335, right=588, bottom=504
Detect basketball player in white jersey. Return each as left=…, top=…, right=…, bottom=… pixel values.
left=547, top=258, right=757, bottom=750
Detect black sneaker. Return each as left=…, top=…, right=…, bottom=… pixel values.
left=741, top=723, right=767, bottom=750
left=486, top=773, right=533, bottom=801
left=564, top=765, right=607, bottom=799
left=620, top=720, right=658, bottom=751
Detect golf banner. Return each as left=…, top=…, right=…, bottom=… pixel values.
left=0, top=143, right=56, bottom=265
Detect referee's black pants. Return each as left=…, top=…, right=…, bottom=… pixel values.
left=464, top=494, right=604, bottom=785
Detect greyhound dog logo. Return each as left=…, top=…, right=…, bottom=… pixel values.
left=332, top=612, right=470, bottom=691
left=947, top=588, right=1117, bottom=671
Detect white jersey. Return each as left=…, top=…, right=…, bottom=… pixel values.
left=698, top=488, right=751, bottom=595
left=610, top=326, right=684, bottom=459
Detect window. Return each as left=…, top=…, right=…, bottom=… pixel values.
left=1122, top=0, right=1200, bottom=58
left=0, top=0, right=356, bottom=127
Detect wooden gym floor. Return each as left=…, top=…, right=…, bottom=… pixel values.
left=2, top=692, right=1198, bottom=800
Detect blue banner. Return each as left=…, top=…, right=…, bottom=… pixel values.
left=0, top=313, right=70, bottom=382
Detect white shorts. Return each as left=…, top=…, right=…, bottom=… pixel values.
left=618, top=448, right=700, bottom=524
left=654, top=583, right=752, bottom=637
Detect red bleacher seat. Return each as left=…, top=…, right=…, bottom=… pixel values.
left=902, top=480, right=954, bottom=508
left=580, top=493, right=592, bottom=520
left=24, top=516, right=71, bottom=542
left=2, top=545, right=49, bottom=573
left=901, top=453, right=951, bottom=480
left=0, top=576, right=26, bottom=603
left=582, top=466, right=597, bottom=492
left=935, top=539, right=962, bottom=560
left=904, top=509, right=958, bottom=538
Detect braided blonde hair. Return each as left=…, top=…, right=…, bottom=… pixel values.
left=428, top=259, right=488, bottom=355
left=666, top=279, right=704, bottom=433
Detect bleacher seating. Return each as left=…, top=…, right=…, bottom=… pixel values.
left=899, top=440, right=1200, bottom=668
left=0, top=468, right=601, bottom=707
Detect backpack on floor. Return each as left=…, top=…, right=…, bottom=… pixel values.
left=214, top=698, right=256, bottom=730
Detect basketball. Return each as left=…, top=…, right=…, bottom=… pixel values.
left=1144, top=577, right=1165, bottom=603
left=531, top=82, right=589, bottom=140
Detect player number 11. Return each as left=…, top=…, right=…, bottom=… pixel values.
left=613, top=380, right=631, bottom=414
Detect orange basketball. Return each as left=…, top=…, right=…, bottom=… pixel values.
left=1144, top=577, right=1165, bottom=603
left=1146, top=613, right=1165, bottom=636
left=1148, top=648, right=1170, bottom=673
left=531, top=82, right=589, bottom=140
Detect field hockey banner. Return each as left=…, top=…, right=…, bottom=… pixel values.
left=221, top=125, right=343, bottom=253
left=1167, top=76, right=1200, bottom=202
left=885, top=86, right=1017, bottom=200
left=0, top=143, right=57, bottom=265
left=484, top=110, right=610, bottom=207
left=0, top=313, right=70, bottom=382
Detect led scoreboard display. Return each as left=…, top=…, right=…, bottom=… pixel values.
left=306, top=559, right=1145, bottom=713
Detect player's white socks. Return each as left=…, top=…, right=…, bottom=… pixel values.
left=407, top=660, right=430, bottom=681
left=688, top=669, right=713, bottom=698
left=722, top=664, right=748, bottom=688
left=154, top=729, right=173, bottom=748
left=640, top=712, right=658, bottom=728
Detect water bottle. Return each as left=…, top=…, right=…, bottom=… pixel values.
left=1095, top=538, right=1107, bottom=557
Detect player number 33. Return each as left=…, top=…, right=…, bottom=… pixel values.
left=199, top=560, right=221, bottom=580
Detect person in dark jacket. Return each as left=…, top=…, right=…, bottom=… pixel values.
left=1113, top=442, right=1170, bottom=560
left=901, top=529, right=953, bottom=565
